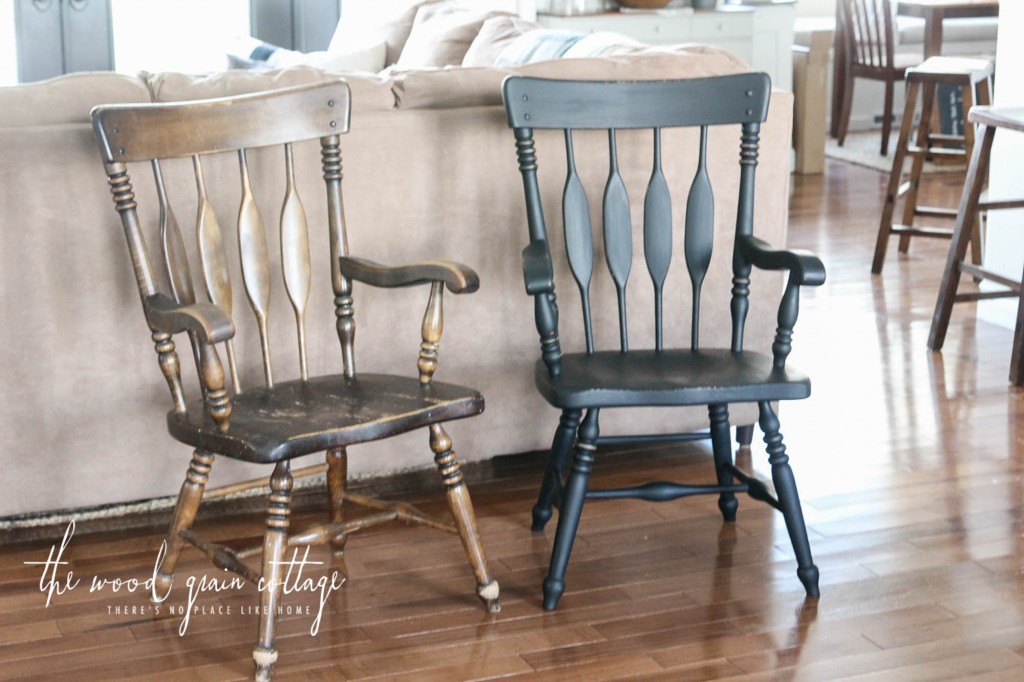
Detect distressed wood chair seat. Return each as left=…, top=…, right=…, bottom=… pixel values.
left=91, top=80, right=498, bottom=681
left=536, top=350, right=810, bottom=409
left=168, top=374, right=483, bottom=464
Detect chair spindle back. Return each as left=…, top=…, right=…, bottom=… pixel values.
left=93, top=81, right=353, bottom=416
left=840, top=0, right=896, bottom=71
left=504, top=74, right=771, bottom=372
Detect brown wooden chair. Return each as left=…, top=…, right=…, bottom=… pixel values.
left=91, top=80, right=499, bottom=681
left=835, top=0, right=921, bottom=155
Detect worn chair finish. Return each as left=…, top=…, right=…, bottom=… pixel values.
left=503, top=74, right=826, bottom=610
left=929, top=106, right=1024, bottom=385
left=835, top=0, right=921, bottom=155
left=873, top=56, right=993, bottom=274
left=92, top=81, right=498, bottom=681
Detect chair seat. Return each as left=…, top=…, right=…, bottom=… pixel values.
left=536, top=349, right=811, bottom=409
left=850, top=51, right=921, bottom=79
left=168, top=374, right=484, bottom=463
left=969, top=106, right=1024, bottom=133
left=907, top=56, right=993, bottom=84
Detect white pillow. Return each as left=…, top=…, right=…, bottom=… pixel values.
left=461, top=14, right=540, bottom=67
left=395, top=3, right=501, bottom=69
left=329, top=0, right=441, bottom=67
left=272, top=41, right=387, bottom=73
left=228, top=36, right=387, bottom=74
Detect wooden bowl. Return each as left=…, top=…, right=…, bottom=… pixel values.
left=617, top=0, right=673, bottom=9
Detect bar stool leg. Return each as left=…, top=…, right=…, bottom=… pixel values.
left=1012, top=267, right=1024, bottom=386
left=898, top=82, right=937, bottom=255
left=874, top=81, right=922, bottom=275
left=969, top=78, right=993, bottom=271
left=961, top=79, right=983, bottom=270
left=928, top=123, right=995, bottom=351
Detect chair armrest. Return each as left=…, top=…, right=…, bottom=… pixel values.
left=339, top=257, right=479, bottom=294
left=738, top=235, right=826, bottom=287
left=736, top=236, right=825, bottom=369
left=144, top=294, right=235, bottom=345
left=521, top=240, right=561, bottom=375
left=522, top=241, right=554, bottom=295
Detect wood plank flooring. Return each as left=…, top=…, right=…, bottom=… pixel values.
left=3, top=160, right=1024, bottom=680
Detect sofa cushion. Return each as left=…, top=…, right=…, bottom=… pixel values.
left=394, top=45, right=750, bottom=110
left=145, top=65, right=396, bottom=112
left=462, top=14, right=540, bottom=67
left=0, top=72, right=151, bottom=126
left=396, top=3, right=503, bottom=69
left=330, top=0, right=441, bottom=67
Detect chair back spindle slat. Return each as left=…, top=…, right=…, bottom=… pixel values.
left=237, top=149, right=275, bottom=386
left=603, top=129, right=632, bottom=352
left=280, top=143, right=312, bottom=380
left=562, top=130, right=595, bottom=353
left=193, top=154, right=241, bottom=391
left=684, top=125, right=714, bottom=350
left=154, top=159, right=195, bottom=306
left=643, top=128, right=672, bottom=352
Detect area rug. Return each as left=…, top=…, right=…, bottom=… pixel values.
left=825, top=130, right=966, bottom=174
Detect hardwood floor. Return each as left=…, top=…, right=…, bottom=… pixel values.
left=4, top=159, right=1024, bottom=680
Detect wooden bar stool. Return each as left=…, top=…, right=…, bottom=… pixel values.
left=872, top=56, right=993, bottom=274
left=929, top=106, right=1024, bottom=386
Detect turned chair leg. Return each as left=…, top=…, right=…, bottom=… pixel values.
left=153, top=448, right=214, bottom=601
left=709, top=404, right=738, bottom=522
left=758, top=402, right=819, bottom=598
left=532, top=409, right=582, bottom=532
left=326, top=447, right=347, bottom=553
left=543, top=408, right=599, bottom=611
left=430, top=423, right=500, bottom=613
left=254, top=461, right=293, bottom=682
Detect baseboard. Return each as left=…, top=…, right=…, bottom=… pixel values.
left=0, top=449, right=548, bottom=546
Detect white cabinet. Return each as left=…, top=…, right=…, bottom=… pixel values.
left=537, top=2, right=796, bottom=91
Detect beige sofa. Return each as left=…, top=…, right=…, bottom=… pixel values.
left=0, top=46, right=793, bottom=518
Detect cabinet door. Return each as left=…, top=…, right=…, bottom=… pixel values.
left=15, top=0, right=112, bottom=83
left=62, top=0, right=113, bottom=73
left=610, top=15, right=690, bottom=45
left=15, top=0, right=65, bottom=82
left=538, top=13, right=689, bottom=44
left=690, top=10, right=754, bottom=63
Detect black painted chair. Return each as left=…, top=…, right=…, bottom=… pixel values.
left=502, top=74, right=826, bottom=610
